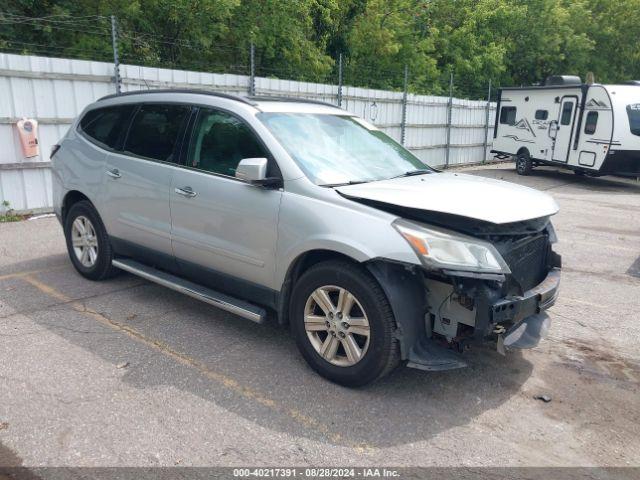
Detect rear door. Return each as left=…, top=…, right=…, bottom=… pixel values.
left=101, top=103, right=191, bottom=268
left=73, top=104, right=134, bottom=211
left=552, top=96, right=578, bottom=162
left=170, top=107, right=282, bottom=297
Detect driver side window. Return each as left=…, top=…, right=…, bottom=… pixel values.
left=187, top=108, right=267, bottom=177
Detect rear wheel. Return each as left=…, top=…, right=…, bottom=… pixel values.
left=64, top=200, right=118, bottom=280
left=290, top=261, right=400, bottom=386
left=515, top=151, right=533, bottom=176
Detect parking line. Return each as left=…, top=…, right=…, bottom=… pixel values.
left=20, top=274, right=369, bottom=451
left=0, top=264, right=67, bottom=282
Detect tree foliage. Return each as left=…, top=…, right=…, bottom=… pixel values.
left=1, top=0, right=639, bottom=98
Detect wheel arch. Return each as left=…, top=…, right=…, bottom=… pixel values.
left=277, top=249, right=361, bottom=326
left=278, top=249, right=428, bottom=363
left=61, top=190, right=92, bottom=223
left=516, top=147, right=531, bottom=157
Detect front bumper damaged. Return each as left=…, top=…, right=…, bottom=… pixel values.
left=491, top=268, right=560, bottom=327
left=492, top=268, right=560, bottom=353
left=367, top=260, right=561, bottom=372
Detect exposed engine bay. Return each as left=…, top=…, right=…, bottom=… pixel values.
left=358, top=196, right=562, bottom=369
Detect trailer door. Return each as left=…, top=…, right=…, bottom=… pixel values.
left=552, top=96, right=578, bottom=162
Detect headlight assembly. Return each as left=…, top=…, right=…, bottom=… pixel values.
left=393, top=219, right=510, bottom=274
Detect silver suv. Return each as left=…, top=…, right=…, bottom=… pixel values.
left=51, top=90, right=561, bottom=386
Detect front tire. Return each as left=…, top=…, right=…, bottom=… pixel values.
left=64, top=200, right=118, bottom=280
left=290, top=261, right=400, bottom=387
left=515, top=151, right=533, bottom=176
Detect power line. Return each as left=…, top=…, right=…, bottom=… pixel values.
left=0, top=20, right=112, bottom=37
left=0, top=13, right=108, bottom=19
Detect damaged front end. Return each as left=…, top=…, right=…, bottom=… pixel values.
left=365, top=203, right=561, bottom=372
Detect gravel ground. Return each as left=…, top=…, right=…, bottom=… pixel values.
left=0, top=164, right=639, bottom=473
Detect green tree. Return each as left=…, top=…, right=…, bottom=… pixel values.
left=225, top=0, right=338, bottom=81
left=344, top=0, right=439, bottom=91
left=2, top=0, right=640, bottom=97
left=583, top=0, right=640, bottom=84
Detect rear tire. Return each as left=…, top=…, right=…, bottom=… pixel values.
left=64, top=200, right=118, bottom=281
left=290, top=260, right=400, bottom=387
left=515, top=151, right=533, bottom=176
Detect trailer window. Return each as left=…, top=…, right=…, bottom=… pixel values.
left=584, top=112, right=598, bottom=135
left=627, top=104, right=640, bottom=136
left=535, top=110, right=548, bottom=120
left=560, top=101, right=574, bottom=125
left=499, top=106, right=517, bottom=125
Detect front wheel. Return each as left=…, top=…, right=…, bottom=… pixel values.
left=64, top=200, right=118, bottom=280
left=290, top=261, right=400, bottom=386
left=515, top=151, right=533, bottom=176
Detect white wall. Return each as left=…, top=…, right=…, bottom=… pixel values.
left=0, top=53, right=496, bottom=213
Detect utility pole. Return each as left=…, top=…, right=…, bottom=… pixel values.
left=400, top=64, right=409, bottom=145
left=445, top=71, right=453, bottom=167
left=249, top=42, right=256, bottom=96
left=110, top=15, right=121, bottom=95
left=337, top=53, right=343, bottom=107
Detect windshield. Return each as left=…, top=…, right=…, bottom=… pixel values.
left=257, top=113, right=431, bottom=185
left=627, top=104, right=640, bottom=136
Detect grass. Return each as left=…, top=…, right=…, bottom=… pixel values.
left=0, top=201, right=25, bottom=222
left=0, top=213, right=24, bottom=222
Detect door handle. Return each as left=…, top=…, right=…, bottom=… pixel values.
left=175, top=186, right=197, bottom=198
left=106, top=168, right=121, bottom=179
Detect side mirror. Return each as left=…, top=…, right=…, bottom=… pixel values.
left=235, top=158, right=282, bottom=187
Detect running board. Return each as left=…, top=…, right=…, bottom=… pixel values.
left=112, top=259, right=266, bottom=324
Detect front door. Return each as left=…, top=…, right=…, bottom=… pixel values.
left=102, top=103, right=191, bottom=267
left=552, top=96, right=578, bottom=162
left=170, top=107, right=282, bottom=296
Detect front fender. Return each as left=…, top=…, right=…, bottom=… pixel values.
left=366, top=260, right=468, bottom=371
left=274, top=191, right=420, bottom=290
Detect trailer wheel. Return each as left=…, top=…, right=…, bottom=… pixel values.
left=516, top=151, right=533, bottom=176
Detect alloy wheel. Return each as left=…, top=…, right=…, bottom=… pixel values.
left=304, top=285, right=371, bottom=367
left=71, top=215, right=99, bottom=268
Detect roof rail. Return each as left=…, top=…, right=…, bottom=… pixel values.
left=98, top=89, right=257, bottom=105
left=247, top=95, right=339, bottom=108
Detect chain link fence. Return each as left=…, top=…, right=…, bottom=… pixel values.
left=0, top=14, right=501, bottom=213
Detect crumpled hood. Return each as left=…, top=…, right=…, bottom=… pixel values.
left=336, top=172, right=559, bottom=224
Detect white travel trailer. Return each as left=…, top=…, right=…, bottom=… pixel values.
left=491, top=76, right=640, bottom=177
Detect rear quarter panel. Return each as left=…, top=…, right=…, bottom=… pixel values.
left=52, top=127, right=108, bottom=218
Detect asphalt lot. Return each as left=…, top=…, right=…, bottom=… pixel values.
left=0, top=164, right=639, bottom=469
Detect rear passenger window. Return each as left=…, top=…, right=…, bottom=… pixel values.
left=123, top=104, right=190, bottom=162
left=535, top=109, right=548, bottom=120
left=584, top=111, right=598, bottom=134
left=79, top=105, right=133, bottom=150
left=187, top=108, right=268, bottom=177
left=499, top=106, right=517, bottom=125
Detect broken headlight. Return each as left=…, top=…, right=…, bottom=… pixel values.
left=393, top=219, right=510, bottom=274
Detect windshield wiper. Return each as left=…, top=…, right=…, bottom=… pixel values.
left=390, top=169, right=431, bottom=179
left=321, top=180, right=370, bottom=187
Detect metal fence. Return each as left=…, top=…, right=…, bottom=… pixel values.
left=0, top=52, right=496, bottom=213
